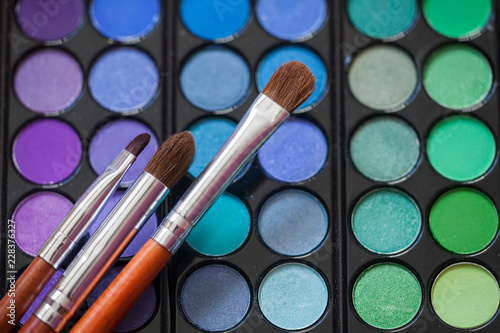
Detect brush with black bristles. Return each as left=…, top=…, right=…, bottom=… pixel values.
left=20, top=132, right=195, bottom=333
left=69, top=61, right=315, bottom=333
left=0, top=133, right=150, bottom=332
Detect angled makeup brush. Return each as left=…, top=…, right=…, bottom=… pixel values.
left=0, top=133, right=149, bottom=332
left=19, top=132, right=195, bottom=333
left=70, top=61, right=315, bottom=333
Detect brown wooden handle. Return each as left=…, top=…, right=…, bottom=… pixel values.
left=18, top=313, right=56, bottom=333
left=70, top=239, right=172, bottom=333
left=0, top=257, right=56, bottom=332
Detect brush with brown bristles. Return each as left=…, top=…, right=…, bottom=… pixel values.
left=0, top=133, right=150, bottom=333
left=69, top=61, right=315, bottom=333
left=20, top=132, right=195, bottom=333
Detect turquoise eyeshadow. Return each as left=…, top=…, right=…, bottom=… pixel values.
left=256, top=45, right=327, bottom=111
left=350, top=117, right=420, bottom=182
left=186, top=193, right=250, bottom=256
left=352, top=189, right=421, bottom=254
left=347, top=0, right=418, bottom=40
left=259, top=263, right=328, bottom=330
left=258, top=189, right=328, bottom=256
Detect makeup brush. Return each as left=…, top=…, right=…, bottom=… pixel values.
left=70, top=61, right=315, bottom=333
left=0, top=133, right=149, bottom=332
left=19, top=132, right=195, bottom=333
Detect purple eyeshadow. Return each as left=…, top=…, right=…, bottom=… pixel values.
left=88, top=190, right=158, bottom=258
left=13, top=118, right=82, bottom=185
left=88, top=266, right=157, bottom=332
left=89, top=119, right=158, bottom=186
left=12, top=191, right=73, bottom=256
left=16, top=0, right=85, bottom=42
left=14, top=48, right=83, bottom=114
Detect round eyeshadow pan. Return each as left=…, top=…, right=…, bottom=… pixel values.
left=256, top=45, right=327, bottom=111
left=13, top=118, right=82, bottom=185
left=186, top=192, right=250, bottom=256
left=180, top=0, right=250, bottom=42
left=88, top=266, right=157, bottom=332
left=430, top=188, right=498, bottom=255
left=16, top=0, right=85, bottom=42
left=181, top=265, right=250, bottom=331
left=350, top=116, right=420, bottom=182
left=89, top=47, right=159, bottom=113
left=88, top=190, right=158, bottom=258
left=423, top=44, right=492, bottom=111
left=258, top=118, right=327, bottom=183
left=352, top=263, right=422, bottom=330
left=348, top=44, right=418, bottom=111
left=12, top=191, right=73, bottom=256
left=423, top=0, right=492, bottom=39
left=255, top=0, right=327, bottom=41
left=89, top=119, right=158, bottom=186
left=432, top=263, right=500, bottom=329
left=180, top=46, right=250, bottom=112
left=347, top=0, right=417, bottom=40
left=352, top=189, right=421, bottom=255
left=258, top=263, right=328, bottom=330
left=14, top=48, right=83, bottom=114
left=90, top=0, right=160, bottom=42
left=427, top=116, right=495, bottom=182
left=258, top=189, right=328, bottom=256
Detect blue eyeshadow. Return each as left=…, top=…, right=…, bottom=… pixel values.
left=258, top=263, right=328, bottom=330
left=256, top=45, right=327, bottom=111
left=180, top=46, right=250, bottom=112
left=258, top=118, right=327, bottom=183
left=89, top=47, right=159, bottom=113
left=258, top=189, right=328, bottom=256
left=180, top=0, right=251, bottom=41
left=181, top=265, right=251, bottom=331
left=256, top=0, right=327, bottom=41
left=186, top=192, right=250, bottom=256
left=90, top=0, right=160, bottom=42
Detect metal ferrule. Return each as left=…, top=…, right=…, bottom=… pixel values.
left=35, top=172, right=169, bottom=330
left=38, top=149, right=136, bottom=268
left=152, top=93, right=289, bottom=253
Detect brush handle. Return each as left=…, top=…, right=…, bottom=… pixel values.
left=19, top=313, right=56, bottom=333
left=0, top=257, right=56, bottom=332
left=70, top=239, right=171, bottom=333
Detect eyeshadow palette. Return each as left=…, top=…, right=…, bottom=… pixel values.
left=1, top=0, right=500, bottom=333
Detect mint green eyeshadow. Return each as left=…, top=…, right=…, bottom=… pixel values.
left=352, top=189, right=421, bottom=255
left=186, top=193, right=250, bottom=256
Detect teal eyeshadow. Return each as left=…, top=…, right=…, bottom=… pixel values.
left=258, top=263, right=328, bottom=330
left=186, top=192, right=250, bottom=256
left=347, top=0, right=418, bottom=39
left=350, top=116, right=420, bottom=182
left=352, top=189, right=421, bottom=254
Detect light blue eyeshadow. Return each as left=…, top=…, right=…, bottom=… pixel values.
left=180, top=46, right=250, bottom=112
left=89, top=47, right=159, bottom=113
left=258, top=189, right=328, bottom=256
left=352, top=189, right=421, bottom=254
left=350, top=116, right=420, bottom=182
left=187, top=192, right=250, bottom=256
left=180, top=0, right=251, bottom=41
left=259, top=263, right=328, bottom=330
left=256, top=45, right=327, bottom=110
left=90, top=0, right=160, bottom=42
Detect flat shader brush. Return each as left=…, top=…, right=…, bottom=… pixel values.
left=70, top=61, right=316, bottom=333
left=0, top=133, right=150, bottom=332
left=19, top=132, right=195, bottom=333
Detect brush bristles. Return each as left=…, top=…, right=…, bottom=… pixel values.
left=262, top=61, right=316, bottom=113
left=125, top=133, right=151, bottom=157
left=144, top=132, right=195, bottom=188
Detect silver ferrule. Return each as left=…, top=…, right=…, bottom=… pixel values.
left=38, top=149, right=136, bottom=268
left=35, top=172, right=169, bottom=329
left=152, top=93, right=289, bottom=253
